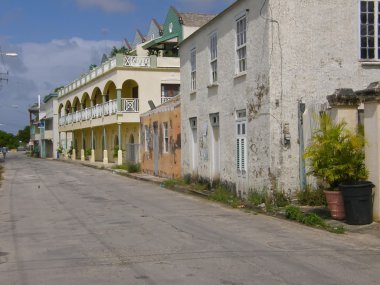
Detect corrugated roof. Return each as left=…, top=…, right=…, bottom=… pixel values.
left=178, top=13, right=215, bottom=27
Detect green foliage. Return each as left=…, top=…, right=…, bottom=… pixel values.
left=113, top=145, right=119, bottom=158
left=0, top=130, right=19, bottom=149
left=109, top=46, right=131, bottom=57
left=85, top=148, right=91, bottom=157
left=57, top=144, right=63, bottom=154
left=285, top=205, right=345, bottom=234
left=89, top=64, right=97, bottom=71
left=304, top=113, right=368, bottom=189
left=247, top=189, right=267, bottom=206
left=296, top=186, right=327, bottom=206
left=209, top=186, right=241, bottom=208
left=124, top=162, right=140, bottom=173
left=272, top=190, right=291, bottom=207
left=16, top=126, right=30, bottom=144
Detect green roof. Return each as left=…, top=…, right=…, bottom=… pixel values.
left=142, top=32, right=179, bottom=50
left=43, top=93, right=58, bottom=103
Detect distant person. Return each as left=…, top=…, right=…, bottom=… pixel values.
left=2, top=147, right=6, bottom=159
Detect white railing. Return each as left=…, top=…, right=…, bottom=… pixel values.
left=161, top=97, right=172, bottom=104
left=124, top=56, right=150, bottom=67
left=59, top=99, right=138, bottom=126
left=121, top=98, right=139, bottom=112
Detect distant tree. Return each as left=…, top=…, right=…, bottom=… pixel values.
left=54, top=86, right=64, bottom=93
left=89, top=64, right=97, bottom=71
left=16, top=126, right=30, bottom=144
left=109, top=46, right=131, bottom=57
left=0, top=130, right=19, bottom=148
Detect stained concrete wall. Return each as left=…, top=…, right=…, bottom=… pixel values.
left=181, top=0, right=380, bottom=195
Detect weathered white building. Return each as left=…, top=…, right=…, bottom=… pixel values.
left=180, top=0, right=380, bottom=195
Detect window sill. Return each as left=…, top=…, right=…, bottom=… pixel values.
left=360, top=60, right=380, bottom=66
left=207, top=83, right=219, bottom=88
left=190, top=91, right=197, bottom=96
left=234, top=71, right=247, bottom=79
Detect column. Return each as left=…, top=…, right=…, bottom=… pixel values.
left=357, top=82, right=380, bottom=221
left=65, top=132, right=68, bottom=159
left=90, top=128, right=95, bottom=163
left=117, top=123, right=123, bottom=165
left=116, top=89, right=122, bottom=112
left=326, top=89, right=360, bottom=131
left=102, top=94, right=106, bottom=116
left=103, top=127, right=108, bottom=164
left=71, top=131, right=76, bottom=160
left=81, top=129, right=85, bottom=161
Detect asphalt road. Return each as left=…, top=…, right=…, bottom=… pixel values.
left=0, top=153, right=380, bottom=285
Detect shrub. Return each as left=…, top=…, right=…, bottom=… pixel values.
left=272, top=190, right=291, bottom=207
left=304, top=113, right=368, bottom=189
left=296, top=187, right=327, bottom=206
left=285, top=205, right=303, bottom=221
left=126, top=162, right=140, bottom=173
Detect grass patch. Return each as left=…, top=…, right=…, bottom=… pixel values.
left=161, top=178, right=188, bottom=189
left=285, top=205, right=345, bottom=234
left=113, top=163, right=140, bottom=173
left=209, top=185, right=242, bottom=208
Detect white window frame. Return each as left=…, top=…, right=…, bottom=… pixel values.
left=236, top=110, right=247, bottom=174
left=144, top=125, right=149, bottom=152
left=235, top=13, right=247, bottom=73
left=163, top=122, right=169, bottom=153
left=190, top=47, right=197, bottom=91
left=360, top=0, right=380, bottom=60
left=210, top=32, right=218, bottom=83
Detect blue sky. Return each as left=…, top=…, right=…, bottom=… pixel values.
left=0, top=0, right=234, bottom=133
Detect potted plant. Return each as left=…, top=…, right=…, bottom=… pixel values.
left=304, top=113, right=370, bottom=222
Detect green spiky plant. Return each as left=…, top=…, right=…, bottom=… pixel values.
left=304, top=113, right=368, bottom=190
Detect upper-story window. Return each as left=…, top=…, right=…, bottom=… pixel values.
left=360, top=1, right=380, bottom=60
left=163, top=122, right=169, bottom=153
left=190, top=48, right=197, bottom=91
left=210, top=32, right=218, bottom=83
left=236, top=14, right=247, bottom=73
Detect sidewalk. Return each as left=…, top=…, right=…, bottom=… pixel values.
left=54, top=157, right=380, bottom=237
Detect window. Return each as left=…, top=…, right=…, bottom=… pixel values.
left=144, top=126, right=149, bottom=152
left=360, top=1, right=380, bottom=60
left=163, top=122, right=169, bottom=153
left=189, top=117, right=197, bottom=129
left=236, top=110, right=247, bottom=174
left=210, top=33, right=218, bottom=83
left=236, top=14, right=247, bottom=73
left=190, top=48, right=197, bottom=91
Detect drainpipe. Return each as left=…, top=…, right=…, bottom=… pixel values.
left=298, top=101, right=306, bottom=190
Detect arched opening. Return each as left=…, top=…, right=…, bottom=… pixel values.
left=81, top=92, right=91, bottom=109
left=114, top=135, right=119, bottom=147
left=58, top=103, right=64, bottom=117
left=129, top=134, right=135, bottom=143
left=91, top=87, right=102, bottom=106
left=72, top=97, right=81, bottom=112
left=64, top=101, right=72, bottom=115
left=121, top=79, right=139, bottom=99
left=103, top=81, right=116, bottom=101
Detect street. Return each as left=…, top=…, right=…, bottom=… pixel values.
left=0, top=153, right=379, bottom=285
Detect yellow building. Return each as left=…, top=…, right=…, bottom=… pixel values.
left=58, top=53, right=180, bottom=164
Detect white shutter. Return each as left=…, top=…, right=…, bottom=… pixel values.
left=236, top=138, right=240, bottom=171
left=241, top=137, right=245, bottom=171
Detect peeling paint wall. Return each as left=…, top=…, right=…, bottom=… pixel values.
left=181, top=0, right=380, bottom=194
left=140, top=100, right=181, bottom=178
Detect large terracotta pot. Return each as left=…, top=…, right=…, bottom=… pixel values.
left=324, top=190, right=345, bottom=220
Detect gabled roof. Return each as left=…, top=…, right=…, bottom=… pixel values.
left=124, top=38, right=132, bottom=50
left=178, top=13, right=215, bottom=27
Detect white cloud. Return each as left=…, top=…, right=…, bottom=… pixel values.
left=75, top=0, right=134, bottom=13
left=0, top=37, right=120, bottom=133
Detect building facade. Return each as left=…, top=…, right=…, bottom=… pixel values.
left=180, top=0, right=380, bottom=195
left=140, top=96, right=181, bottom=178
left=58, top=53, right=180, bottom=164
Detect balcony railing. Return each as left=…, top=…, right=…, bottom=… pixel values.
left=59, top=99, right=138, bottom=126
left=122, top=98, right=139, bottom=112
left=161, top=96, right=173, bottom=104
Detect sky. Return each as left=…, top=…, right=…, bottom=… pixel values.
left=0, top=0, right=234, bottom=134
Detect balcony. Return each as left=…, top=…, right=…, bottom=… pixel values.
left=57, top=54, right=179, bottom=98
left=59, top=99, right=139, bottom=126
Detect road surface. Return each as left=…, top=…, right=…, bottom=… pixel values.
left=0, top=153, right=379, bottom=284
